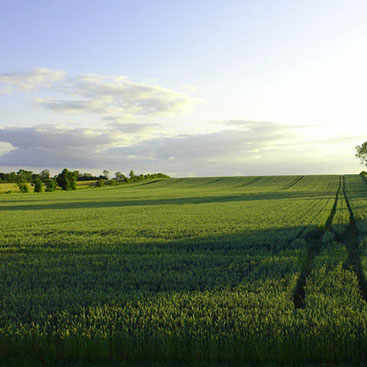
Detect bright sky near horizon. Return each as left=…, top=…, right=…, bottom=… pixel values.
left=1, top=0, right=367, bottom=176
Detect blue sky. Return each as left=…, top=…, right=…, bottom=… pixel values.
left=1, top=0, right=366, bottom=176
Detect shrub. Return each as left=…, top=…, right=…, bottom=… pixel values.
left=44, top=179, right=57, bottom=192
left=34, top=178, right=44, bottom=193
left=96, top=178, right=104, bottom=187
left=56, top=169, right=78, bottom=190
left=17, top=182, right=28, bottom=193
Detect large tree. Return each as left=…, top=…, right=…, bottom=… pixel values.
left=33, top=178, right=44, bottom=193
left=56, top=168, right=78, bottom=190
left=103, top=170, right=110, bottom=179
left=40, top=169, right=50, bottom=181
left=355, top=142, right=367, bottom=168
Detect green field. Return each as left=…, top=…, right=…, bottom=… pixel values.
left=1, top=174, right=367, bottom=365
left=0, top=182, right=33, bottom=194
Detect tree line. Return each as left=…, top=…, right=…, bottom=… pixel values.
left=0, top=169, right=170, bottom=193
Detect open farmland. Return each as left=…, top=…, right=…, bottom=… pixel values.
left=1, top=175, right=367, bottom=365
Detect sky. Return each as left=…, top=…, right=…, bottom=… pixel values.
left=0, top=0, right=367, bottom=177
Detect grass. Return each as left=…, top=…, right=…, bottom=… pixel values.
left=0, top=182, right=33, bottom=193
left=1, top=175, right=367, bottom=365
left=76, top=180, right=97, bottom=189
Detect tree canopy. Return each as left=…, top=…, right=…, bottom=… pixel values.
left=56, top=169, right=78, bottom=190
left=355, top=142, right=367, bottom=168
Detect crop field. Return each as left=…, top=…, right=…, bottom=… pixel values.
left=1, top=174, right=367, bottom=365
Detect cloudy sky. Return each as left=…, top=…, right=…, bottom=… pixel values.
left=1, top=0, right=367, bottom=176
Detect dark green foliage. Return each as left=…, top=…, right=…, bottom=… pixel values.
left=56, top=168, right=78, bottom=190
left=77, top=172, right=101, bottom=181
left=40, top=169, right=50, bottom=181
left=103, top=170, right=110, bottom=179
left=0, top=171, right=17, bottom=183
left=129, top=170, right=135, bottom=179
left=16, top=169, right=33, bottom=183
left=100, top=171, right=170, bottom=187
left=114, top=171, right=125, bottom=180
left=17, top=182, right=29, bottom=193
left=356, top=141, right=367, bottom=168
left=33, top=178, right=44, bottom=193
left=96, top=178, right=104, bottom=187
left=44, top=179, right=57, bottom=192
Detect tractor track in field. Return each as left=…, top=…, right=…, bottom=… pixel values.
left=293, top=175, right=342, bottom=309
left=233, top=187, right=337, bottom=292
left=282, top=175, right=304, bottom=190
left=342, top=176, right=367, bottom=301
left=238, top=176, right=263, bottom=187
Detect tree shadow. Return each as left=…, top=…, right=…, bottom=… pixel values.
left=0, top=190, right=333, bottom=211
left=0, top=224, right=310, bottom=308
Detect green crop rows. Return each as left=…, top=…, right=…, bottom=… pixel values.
left=1, top=174, right=367, bottom=365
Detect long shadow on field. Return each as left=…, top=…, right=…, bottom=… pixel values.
left=0, top=190, right=334, bottom=211
left=293, top=175, right=342, bottom=308
left=0, top=225, right=312, bottom=306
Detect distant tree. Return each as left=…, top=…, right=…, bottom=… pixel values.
left=129, top=170, right=135, bottom=180
left=34, top=178, right=44, bottom=193
left=17, top=182, right=29, bottom=193
left=71, top=171, right=79, bottom=189
left=79, top=172, right=92, bottom=180
left=40, top=169, right=50, bottom=181
left=31, top=173, right=42, bottom=183
left=115, top=171, right=125, bottom=180
left=56, top=169, right=69, bottom=190
left=15, top=172, right=26, bottom=184
left=44, top=178, right=57, bottom=192
left=103, top=170, right=110, bottom=179
left=356, top=142, right=367, bottom=168
left=0, top=172, right=17, bottom=183
left=56, top=169, right=78, bottom=190
left=16, top=169, right=33, bottom=183
left=10, top=172, right=17, bottom=182
left=96, top=178, right=104, bottom=187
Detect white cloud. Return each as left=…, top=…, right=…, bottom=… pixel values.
left=0, top=121, right=291, bottom=170
left=39, top=75, right=196, bottom=121
left=0, top=120, right=361, bottom=175
left=107, top=122, right=294, bottom=166
left=0, top=142, right=15, bottom=155
left=0, top=69, right=198, bottom=122
left=0, top=68, right=65, bottom=90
